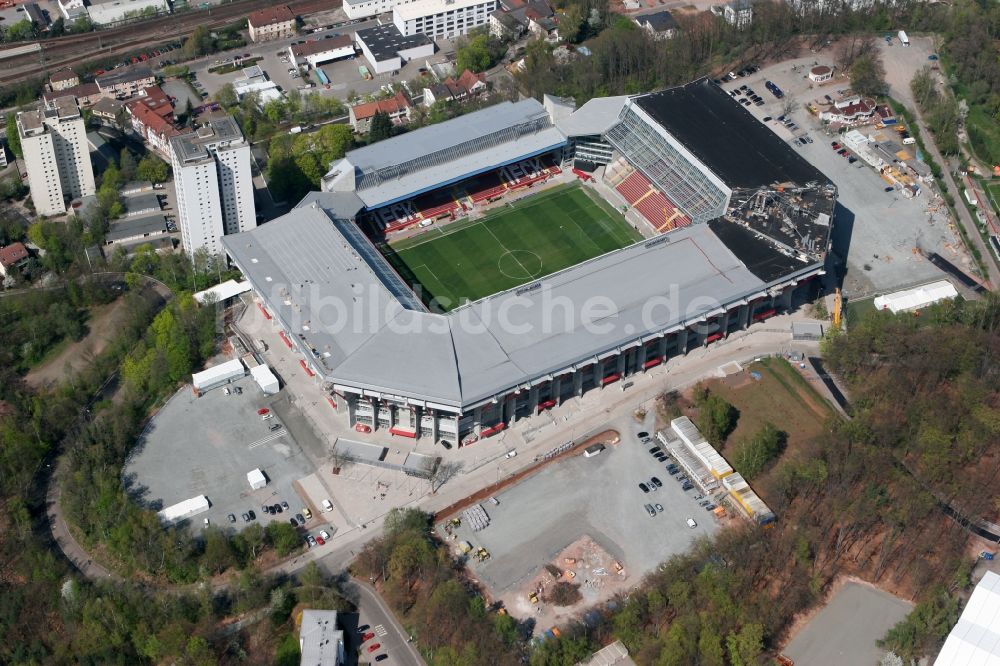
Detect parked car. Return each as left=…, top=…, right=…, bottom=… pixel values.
left=650, top=477, right=663, bottom=488
left=273, top=504, right=283, bottom=514
left=367, top=643, right=381, bottom=653
left=655, top=503, right=663, bottom=513
left=257, top=408, right=269, bottom=415
left=654, top=453, right=668, bottom=462
left=375, top=656, right=389, bottom=663
left=228, top=513, right=236, bottom=523
left=884, top=186, right=895, bottom=192
left=645, top=504, right=656, bottom=517
left=316, top=534, right=325, bottom=545
left=705, top=504, right=717, bottom=511
left=281, top=501, right=289, bottom=511
left=247, top=510, right=256, bottom=520
left=320, top=530, right=330, bottom=540
left=637, top=431, right=649, bottom=438
left=362, top=632, right=375, bottom=642
left=289, top=517, right=298, bottom=527
left=302, top=507, right=312, bottom=519
left=358, top=624, right=371, bottom=634
left=295, top=513, right=305, bottom=524
left=686, top=518, right=697, bottom=528
left=307, top=535, right=317, bottom=548
left=639, top=482, right=650, bottom=493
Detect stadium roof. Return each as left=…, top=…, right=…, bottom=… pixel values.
left=555, top=96, right=630, bottom=137
left=331, top=99, right=566, bottom=209
left=633, top=78, right=827, bottom=188
left=224, top=206, right=784, bottom=407
left=935, top=571, right=1000, bottom=666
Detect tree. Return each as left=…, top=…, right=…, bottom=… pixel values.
left=6, top=115, right=22, bottom=158
left=694, top=388, right=739, bottom=446
left=850, top=53, right=887, bottom=97
left=119, top=149, right=138, bottom=182
left=456, top=33, right=492, bottom=73
left=725, top=623, right=763, bottom=666
left=731, top=422, right=787, bottom=479
left=266, top=521, right=302, bottom=556
left=6, top=19, right=36, bottom=42
left=368, top=111, right=393, bottom=144
left=183, top=25, right=213, bottom=59
left=136, top=154, right=169, bottom=183
left=216, top=83, right=239, bottom=111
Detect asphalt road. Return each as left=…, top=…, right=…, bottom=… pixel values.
left=346, top=579, right=426, bottom=666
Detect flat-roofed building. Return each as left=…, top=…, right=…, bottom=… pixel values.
left=86, top=0, right=168, bottom=25
left=96, top=66, right=156, bottom=99
left=355, top=23, right=434, bottom=74
left=299, top=610, right=345, bottom=665
left=17, top=97, right=96, bottom=216
left=393, top=0, right=498, bottom=38
left=288, top=34, right=355, bottom=68
left=247, top=4, right=296, bottom=42
left=170, top=116, right=255, bottom=258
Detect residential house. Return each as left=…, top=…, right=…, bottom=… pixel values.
left=721, top=0, right=752, bottom=28
left=43, top=83, right=102, bottom=107
left=0, top=242, right=29, bottom=278
left=247, top=5, right=296, bottom=42
left=634, top=10, right=678, bottom=39
left=90, top=97, right=125, bottom=128
left=489, top=0, right=554, bottom=40
left=49, top=68, right=80, bottom=91
left=126, top=86, right=177, bottom=157
left=95, top=66, right=156, bottom=99
left=820, top=93, right=876, bottom=124
left=349, top=91, right=412, bottom=133
left=423, top=69, right=487, bottom=106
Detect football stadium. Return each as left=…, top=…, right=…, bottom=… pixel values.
left=223, top=78, right=837, bottom=447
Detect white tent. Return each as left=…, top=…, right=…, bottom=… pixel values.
left=192, top=359, right=245, bottom=392
left=935, top=571, right=1000, bottom=665
left=247, top=468, right=267, bottom=490
left=874, top=280, right=958, bottom=314
left=193, top=279, right=251, bottom=304
left=157, top=495, right=209, bottom=523
left=251, top=364, right=279, bottom=395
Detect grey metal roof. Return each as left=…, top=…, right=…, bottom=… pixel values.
left=225, top=206, right=772, bottom=407
left=95, top=66, right=154, bottom=88
left=337, top=99, right=566, bottom=208
left=294, top=190, right=365, bottom=220
left=355, top=23, right=431, bottom=62
left=555, top=96, right=630, bottom=137
left=106, top=214, right=167, bottom=242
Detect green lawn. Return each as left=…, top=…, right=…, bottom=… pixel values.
left=985, top=181, right=1000, bottom=219
left=384, top=184, right=641, bottom=311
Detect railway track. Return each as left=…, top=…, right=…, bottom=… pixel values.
left=0, top=0, right=334, bottom=86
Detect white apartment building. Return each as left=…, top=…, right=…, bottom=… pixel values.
left=393, top=0, right=498, bottom=38
left=169, top=116, right=255, bottom=258
left=17, top=97, right=96, bottom=217
left=343, top=0, right=420, bottom=20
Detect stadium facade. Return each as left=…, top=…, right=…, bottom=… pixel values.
left=222, top=78, right=836, bottom=447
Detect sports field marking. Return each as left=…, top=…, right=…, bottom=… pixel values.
left=483, top=223, right=536, bottom=279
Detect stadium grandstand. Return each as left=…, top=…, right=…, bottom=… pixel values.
left=222, top=77, right=837, bottom=447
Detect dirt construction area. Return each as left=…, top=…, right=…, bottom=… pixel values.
left=25, top=297, right=130, bottom=389
left=442, top=416, right=721, bottom=629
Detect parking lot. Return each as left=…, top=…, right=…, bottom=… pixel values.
left=783, top=580, right=913, bottom=665
left=719, top=52, right=968, bottom=297
left=447, top=415, right=721, bottom=606
left=124, top=373, right=328, bottom=535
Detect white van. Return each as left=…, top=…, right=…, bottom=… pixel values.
left=686, top=518, right=697, bottom=529
left=322, top=499, right=334, bottom=512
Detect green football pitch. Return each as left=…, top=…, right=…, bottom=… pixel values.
left=383, top=184, right=642, bottom=311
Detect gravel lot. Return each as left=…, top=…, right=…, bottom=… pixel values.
left=124, top=374, right=317, bottom=533
left=783, top=581, right=913, bottom=666
left=450, top=419, right=721, bottom=596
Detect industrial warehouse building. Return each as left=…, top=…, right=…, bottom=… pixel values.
left=222, top=78, right=836, bottom=448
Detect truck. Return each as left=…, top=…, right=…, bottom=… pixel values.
left=898, top=30, right=909, bottom=46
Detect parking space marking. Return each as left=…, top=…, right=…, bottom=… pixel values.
left=247, top=429, right=286, bottom=450
left=374, top=624, right=388, bottom=637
